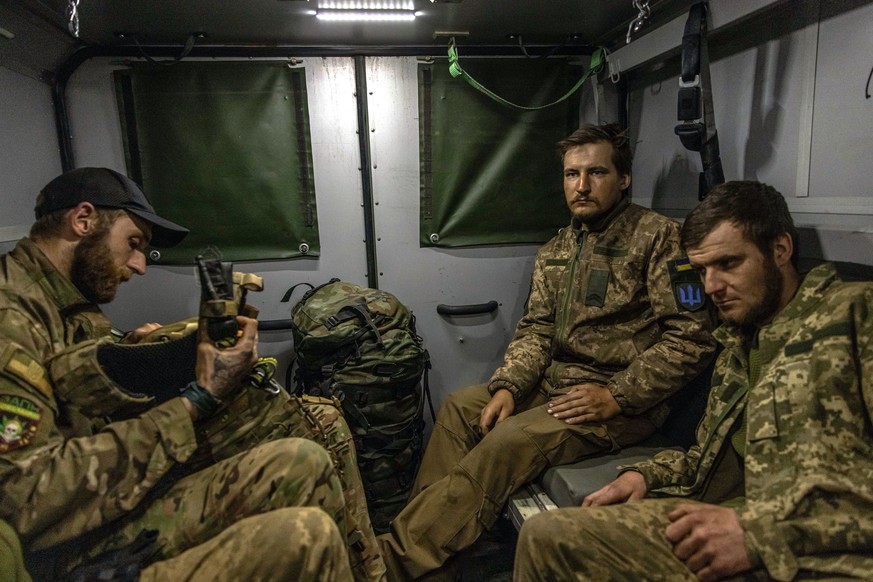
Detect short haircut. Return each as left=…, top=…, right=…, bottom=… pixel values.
left=680, top=181, right=799, bottom=265
left=557, top=124, right=633, bottom=177
left=30, top=207, right=126, bottom=241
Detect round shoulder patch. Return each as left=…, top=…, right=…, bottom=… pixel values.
left=0, top=395, right=42, bottom=453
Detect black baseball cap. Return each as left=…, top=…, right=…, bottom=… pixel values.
left=35, top=168, right=189, bottom=248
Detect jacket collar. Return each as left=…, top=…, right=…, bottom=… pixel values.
left=10, top=237, right=95, bottom=315
left=713, top=263, right=839, bottom=349
left=572, top=195, right=631, bottom=237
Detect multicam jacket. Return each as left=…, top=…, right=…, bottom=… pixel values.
left=489, top=198, right=716, bottom=426
left=633, top=264, right=873, bottom=580
left=0, top=238, right=199, bottom=550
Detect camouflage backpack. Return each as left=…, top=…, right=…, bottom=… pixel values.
left=284, top=278, right=433, bottom=533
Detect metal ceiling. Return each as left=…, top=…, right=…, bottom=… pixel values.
left=0, top=0, right=695, bottom=81
left=32, top=0, right=641, bottom=46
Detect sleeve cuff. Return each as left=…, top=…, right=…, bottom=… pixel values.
left=739, top=514, right=797, bottom=581
left=144, top=398, right=199, bottom=463
left=487, top=380, right=521, bottom=401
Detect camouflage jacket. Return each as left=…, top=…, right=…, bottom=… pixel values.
left=0, top=238, right=198, bottom=550
left=489, top=198, right=716, bottom=425
left=632, top=264, right=873, bottom=580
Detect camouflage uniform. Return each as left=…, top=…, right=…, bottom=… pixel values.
left=379, top=198, right=716, bottom=580
left=514, top=264, right=873, bottom=581
left=1, top=519, right=32, bottom=582
left=0, top=238, right=385, bottom=581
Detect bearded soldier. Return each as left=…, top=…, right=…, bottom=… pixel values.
left=378, top=124, right=717, bottom=580
left=515, top=181, right=873, bottom=581
left=0, top=168, right=386, bottom=581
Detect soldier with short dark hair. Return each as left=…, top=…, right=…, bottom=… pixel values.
left=0, top=168, right=386, bottom=581
left=514, top=180, right=873, bottom=581
left=378, top=124, right=717, bottom=580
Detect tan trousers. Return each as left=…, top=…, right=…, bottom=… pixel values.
left=378, top=383, right=657, bottom=581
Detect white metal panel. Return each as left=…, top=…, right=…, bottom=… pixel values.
left=807, top=1, right=873, bottom=201
left=0, top=66, right=62, bottom=249
left=365, top=56, right=543, bottom=416
left=65, top=57, right=369, bottom=368
left=627, top=4, right=873, bottom=264
left=628, top=21, right=814, bottom=217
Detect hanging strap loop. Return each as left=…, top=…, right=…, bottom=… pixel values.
left=674, top=1, right=725, bottom=200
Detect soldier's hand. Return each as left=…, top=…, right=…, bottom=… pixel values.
left=120, top=322, right=162, bottom=344
left=479, top=389, right=515, bottom=435
left=665, top=503, right=752, bottom=582
left=582, top=470, right=647, bottom=507
left=195, top=316, right=259, bottom=401
left=548, top=383, right=620, bottom=424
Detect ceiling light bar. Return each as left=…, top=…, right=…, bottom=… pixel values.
left=315, top=9, right=416, bottom=21
left=319, top=0, right=413, bottom=8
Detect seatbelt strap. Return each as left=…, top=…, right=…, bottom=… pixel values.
left=674, top=1, right=725, bottom=200
left=447, top=40, right=606, bottom=111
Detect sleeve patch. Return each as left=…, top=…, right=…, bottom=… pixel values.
left=668, top=258, right=706, bottom=312
left=4, top=350, right=53, bottom=400
left=0, top=395, right=42, bottom=453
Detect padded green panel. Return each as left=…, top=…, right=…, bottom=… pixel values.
left=419, top=58, right=581, bottom=248
left=115, top=62, right=319, bottom=264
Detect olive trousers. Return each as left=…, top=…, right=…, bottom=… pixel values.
left=378, top=383, right=657, bottom=581
left=1, top=519, right=32, bottom=582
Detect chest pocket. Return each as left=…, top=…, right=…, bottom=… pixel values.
left=585, top=269, right=610, bottom=307
left=584, top=245, right=631, bottom=308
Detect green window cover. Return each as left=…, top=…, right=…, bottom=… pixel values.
left=419, top=58, right=581, bottom=248
left=115, top=62, right=319, bottom=264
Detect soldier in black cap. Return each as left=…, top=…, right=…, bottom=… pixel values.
left=0, top=168, right=377, bottom=581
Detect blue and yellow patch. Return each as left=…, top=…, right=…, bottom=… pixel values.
left=0, top=395, right=42, bottom=453
left=668, top=258, right=706, bottom=312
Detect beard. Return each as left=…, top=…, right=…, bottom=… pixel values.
left=728, top=253, right=784, bottom=328
left=70, top=230, right=131, bottom=304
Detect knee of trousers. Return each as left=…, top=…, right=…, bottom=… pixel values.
left=518, top=511, right=565, bottom=558
left=249, top=508, right=347, bottom=569
left=437, top=383, right=489, bottom=426
left=256, top=437, right=335, bottom=473
left=251, top=438, right=344, bottom=510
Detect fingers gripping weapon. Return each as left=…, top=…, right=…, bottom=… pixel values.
left=194, top=255, right=280, bottom=395
left=196, top=255, right=240, bottom=346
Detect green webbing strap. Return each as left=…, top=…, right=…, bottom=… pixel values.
left=447, top=40, right=605, bottom=111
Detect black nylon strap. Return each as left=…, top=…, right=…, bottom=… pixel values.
left=674, top=0, right=725, bottom=200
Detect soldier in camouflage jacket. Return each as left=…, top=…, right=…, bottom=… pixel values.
left=515, top=181, right=873, bottom=581
left=0, top=168, right=383, bottom=581
left=379, top=125, right=716, bottom=581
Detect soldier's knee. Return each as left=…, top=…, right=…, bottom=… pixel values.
left=269, top=506, right=343, bottom=540
left=254, top=438, right=336, bottom=478
left=518, top=511, right=553, bottom=545
left=439, top=383, right=488, bottom=420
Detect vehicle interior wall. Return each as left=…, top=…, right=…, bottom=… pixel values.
left=0, top=66, right=62, bottom=254
left=1, top=0, right=871, bottom=427
left=625, top=0, right=873, bottom=264
left=59, top=55, right=543, bottom=421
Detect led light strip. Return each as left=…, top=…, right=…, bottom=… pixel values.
left=315, top=9, right=416, bottom=21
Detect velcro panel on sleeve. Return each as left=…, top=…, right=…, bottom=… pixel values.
left=0, top=342, right=53, bottom=400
